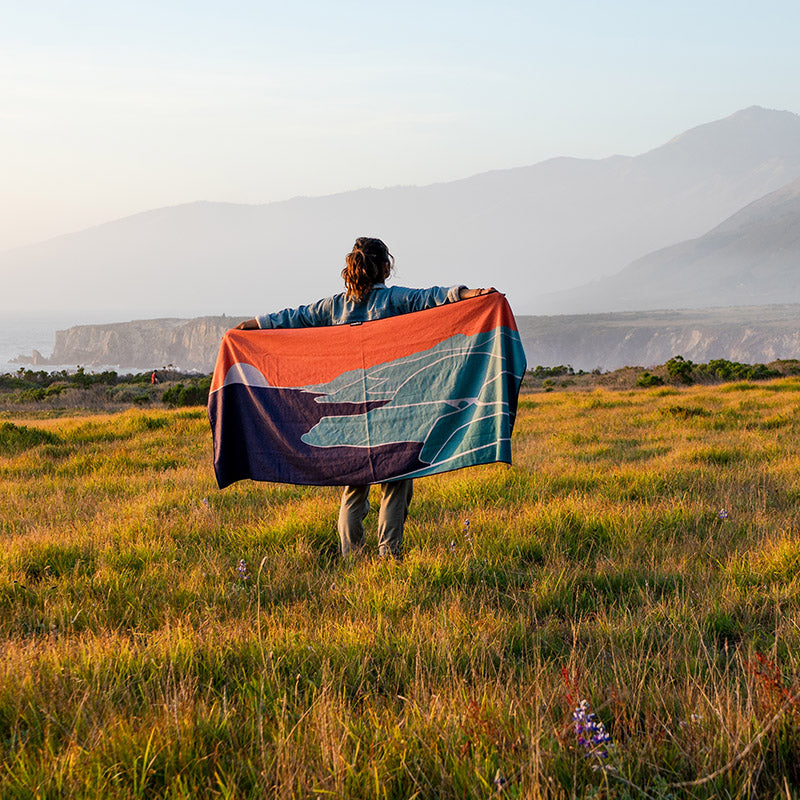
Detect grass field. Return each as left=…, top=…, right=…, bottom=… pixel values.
left=2, top=381, right=800, bottom=798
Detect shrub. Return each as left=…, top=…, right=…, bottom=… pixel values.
left=107, top=386, right=152, bottom=404
left=0, top=421, right=61, bottom=454
left=700, top=359, right=780, bottom=382
left=770, top=359, right=800, bottom=376
left=636, top=371, right=664, bottom=387
left=666, top=355, right=695, bottom=385
left=530, top=365, right=575, bottom=378
left=15, top=388, right=46, bottom=403
left=162, top=377, right=212, bottom=407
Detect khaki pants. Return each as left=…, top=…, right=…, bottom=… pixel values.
left=337, top=479, right=413, bottom=558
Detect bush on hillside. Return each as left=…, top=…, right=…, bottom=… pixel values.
left=698, top=359, right=780, bottom=382
left=530, top=365, right=577, bottom=378
left=636, top=371, right=664, bottom=387
left=666, top=355, right=695, bottom=384
left=162, top=377, right=212, bottom=407
left=769, top=359, right=800, bottom=375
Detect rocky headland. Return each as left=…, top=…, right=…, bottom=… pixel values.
left=14, top=316, right=247, bottom=373
left=516, top=304, right=800, bottom=371
left=13, top=305, right=800, bottom=374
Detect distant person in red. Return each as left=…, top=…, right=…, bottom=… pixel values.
left=151, top=371, right=159, bottom=385
left=234, top=236, right=494, bottom=559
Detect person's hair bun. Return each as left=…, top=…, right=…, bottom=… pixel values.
left=342, top=238, right=394, bottom=303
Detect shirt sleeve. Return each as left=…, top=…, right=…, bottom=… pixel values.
left=447, top=285, right=466, bottom=303
left=256, top=296, right=335, bottom=329
left=392, top=285, right=465, bottom=313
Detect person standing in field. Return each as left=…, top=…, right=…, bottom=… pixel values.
left=234, top=236, right=495, bottom=560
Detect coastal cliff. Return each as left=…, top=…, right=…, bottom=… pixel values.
left=16, top=316, right=246, bottom=372
left=516, top=305, right=800, bottom=371
left=14, top=305, right=800, bottom=373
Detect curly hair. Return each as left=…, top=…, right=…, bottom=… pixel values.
left=341, top=237, right=394, bottom=303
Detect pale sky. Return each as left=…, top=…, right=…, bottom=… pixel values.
left=2, top=0, right=799, bottom=251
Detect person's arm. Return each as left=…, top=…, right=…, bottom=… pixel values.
left=232, top=296, right=335, bottom=331
left=458, top=287, right=497, bottom=299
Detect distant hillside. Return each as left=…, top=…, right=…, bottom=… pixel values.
left=3, top=106, right=800, bottom=318
left=14, top=304, right=800, bottom=373
left=544, top=175, right=800, bottom=313
left=517, top=304, right=800, bottom=371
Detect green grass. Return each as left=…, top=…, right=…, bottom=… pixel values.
left=2, top=383, right=800, bottom=797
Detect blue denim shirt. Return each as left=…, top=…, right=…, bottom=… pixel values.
left=256, top=283, right=464, bottom=329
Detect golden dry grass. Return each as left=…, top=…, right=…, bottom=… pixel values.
left=2, top=383, right=800, bottom=798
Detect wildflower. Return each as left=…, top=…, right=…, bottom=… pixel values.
left=719, top=508, right=729, bottom=520
left=451, top=518, right=473, bottom=554
left=493, top=769, right=507, bottom=792
left=237, top=558, right=250, bottom=582
left=572, top=699, right=612, bottom=763
left=463, top=518, right=474, bottom=552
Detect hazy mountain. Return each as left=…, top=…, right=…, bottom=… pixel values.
left=544, top=174, right=800, bottom=312
left=3, top=106, right=800, bottom=319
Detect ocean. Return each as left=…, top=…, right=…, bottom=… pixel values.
left=0, top=311, right=121, bottom=374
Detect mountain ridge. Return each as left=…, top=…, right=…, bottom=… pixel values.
left=3, top=106, right=800, bottom=318
left=543, top=174, right=800, bottom=312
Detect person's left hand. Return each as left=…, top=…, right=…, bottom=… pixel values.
left=459, top=287, right=497, bottom=299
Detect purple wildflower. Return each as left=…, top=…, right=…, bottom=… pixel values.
left=463, top=518, right=474, bottom=551
left=237, top=558, right=250, bottom=582
left=719, top=508, right=729, bottom=521
left=572, top=699, right=612, bottom=762
left=451, top=518, right=474, bottom=554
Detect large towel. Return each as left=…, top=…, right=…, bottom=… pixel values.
left=208, top=292, right=527, bottom=488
